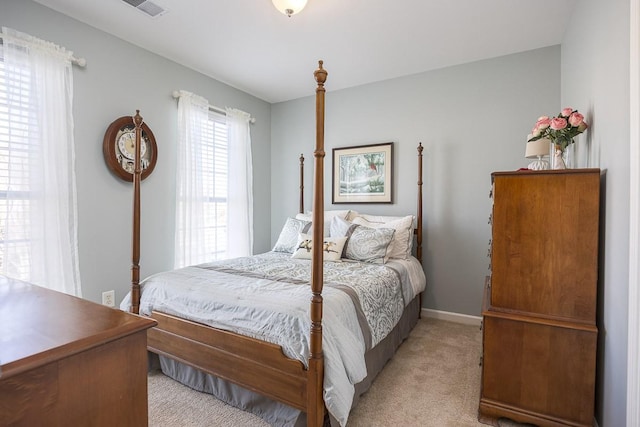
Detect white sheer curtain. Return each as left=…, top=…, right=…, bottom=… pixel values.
left=174, top=91, right=254, bottom=267
left=225, top=107, right=253, bottom=258
left=174, top=90, right=210, bottom=268
left=0, top=28, right=81, bottom=295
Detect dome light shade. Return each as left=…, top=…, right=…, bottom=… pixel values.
left=272, top=0, right=308, bottom=17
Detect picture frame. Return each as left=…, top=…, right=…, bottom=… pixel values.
left=332, top=142, right=393, bottom=204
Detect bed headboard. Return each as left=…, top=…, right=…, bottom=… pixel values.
left=297, top=142, right=424, bottom=265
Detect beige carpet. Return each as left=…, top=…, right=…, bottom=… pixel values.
left=148, top=317, right=522, bottom=427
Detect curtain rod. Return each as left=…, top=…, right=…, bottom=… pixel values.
left=172, top=90, right=256, bottom=124
left=0, top=36, right=86, bottom=68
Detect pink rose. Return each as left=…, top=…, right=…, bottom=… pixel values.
left=535, top=116, right=551, bottom=130
left=561, top=108, right=573, bottom=117
left=550, top=117, right=568, bottom=130
left=568, top=112, right=585, bottom=127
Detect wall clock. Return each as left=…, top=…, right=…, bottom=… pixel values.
left=102, top=115, right=157, bottom=181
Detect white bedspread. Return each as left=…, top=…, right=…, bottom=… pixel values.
left=120, top=252, right=426, bottom=426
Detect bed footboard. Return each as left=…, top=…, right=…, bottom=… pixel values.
left=147, top=311, right=309, bottom=411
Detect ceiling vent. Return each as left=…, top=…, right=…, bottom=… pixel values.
left=122, top=0, right=167, bottom=18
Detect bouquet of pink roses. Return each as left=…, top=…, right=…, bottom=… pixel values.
left=528, top=107, right=588, bottom=151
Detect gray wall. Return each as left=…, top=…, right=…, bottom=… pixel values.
left=272, top=47, right=561, bottom=316
left=561, top=0, right=630, bottom=425
left=5, top=2, right=629, bottom=424
left=0, top=0, right=272, bottom=305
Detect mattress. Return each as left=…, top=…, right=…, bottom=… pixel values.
left=121, top=251, right=426, bottom=426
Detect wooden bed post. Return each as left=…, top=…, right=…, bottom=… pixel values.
left=136, top=65, right=423, bottom=426
left=416, top=142, right=423, bottom=264
left=299, top=153, right=305, bottom=214
left=308, top=60, right=327, bottom=427
left=416, top=142, right=424, bottom=315
left=131, top=110, right=143, bottom=314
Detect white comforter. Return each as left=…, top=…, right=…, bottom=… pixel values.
left=121, top=252, right=426, bottom=426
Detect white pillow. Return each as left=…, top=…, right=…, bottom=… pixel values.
left=273, top=217, right=312, bottom=253
left=291, top=233, right=348, bottom=262
left=330, top=216, right=357, bottom=238
left=351, top=214, right=415, bottom=260
left=329, top=216, right=359, bottom=258
left=309, top=209, right=352, bottom=220
left=345, top=210, right=359, bottom=221
left=355, top=213, right=416, bottom=228
left=296, top=210, right=351, bottom=236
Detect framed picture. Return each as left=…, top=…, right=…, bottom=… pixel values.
left=332, top=142, right=393, bottom=204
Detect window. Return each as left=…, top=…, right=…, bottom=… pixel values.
left=174, top=104, right=230, bottom=267
left=200, top=111, right=229, bottom=260
left=0, top=29, right=81, bottom=296
left=0, top=56, right=33, bottom=280
left=174, top=91, right=252, bottom=268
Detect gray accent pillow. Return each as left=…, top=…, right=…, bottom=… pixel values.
left=272, top=217, right=312, bottom=253
left=352, top=215, right=415, bottom=260
left=344, top=225, right=395, bottom=264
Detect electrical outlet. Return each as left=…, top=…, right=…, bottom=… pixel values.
left=102, top=290, right=115, bottom=307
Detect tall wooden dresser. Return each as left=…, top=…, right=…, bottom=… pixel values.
left=478, top=169, right=600, bottom=427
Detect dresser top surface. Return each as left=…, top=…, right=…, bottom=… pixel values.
left=0, top=276, right=156, bottom=378
left=491, top=168, right=601, bottom=177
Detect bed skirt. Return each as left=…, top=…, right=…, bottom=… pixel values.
left=154, top=295, right=422, bottom=426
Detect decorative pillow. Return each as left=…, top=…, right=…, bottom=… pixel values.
left=344, top=226, right=395, bottom=264
left=355, top=213, right=414, bottom=226
left=352, top=215, right=415, bottom=260
left=329, top=216, right=360, bottom=258
left=308, top=209, right=352, bottom=220
left=295, top=210, right=351, bottom=236
left=345, top=210, right=359, bottom=221
left=330, top=216, right=356, bottom=237
left=272, top=217, right=312, bottom=253
left=291, top=233, right=348, bottom=262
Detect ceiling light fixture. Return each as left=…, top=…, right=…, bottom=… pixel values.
left=272, top=0, right=307, bottom=17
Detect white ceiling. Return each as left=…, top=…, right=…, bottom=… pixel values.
left=33, top=0, right=577, bottom=103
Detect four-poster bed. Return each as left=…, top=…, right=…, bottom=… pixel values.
left=126, top=61, right=426, bottom=427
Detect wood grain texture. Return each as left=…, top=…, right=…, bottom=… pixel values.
left=0, top=278, right=156, bottom=377
left=148, top=311, right=308, bottom=410
left=490, top=169, right=600, bottom=323
left=308, top=60, right=327, bottom=427
left=481, top=314, right=596, bottom=426
left=0, top=279, right=156, bottom=426
left=479, top=169, right=600, bottom=427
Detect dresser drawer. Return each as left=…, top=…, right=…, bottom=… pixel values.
left=480, top=313, right=596, bottom=427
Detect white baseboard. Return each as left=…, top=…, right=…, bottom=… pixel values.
left=422, top=308, right=482, bottom=327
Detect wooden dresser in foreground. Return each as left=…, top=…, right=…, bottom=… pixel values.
left=0, top=277, right=157, bottom=426
left=479, top=169, right=600, bottom=427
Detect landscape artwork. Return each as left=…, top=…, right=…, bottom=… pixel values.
left=332, top=142, right=393, bottom=204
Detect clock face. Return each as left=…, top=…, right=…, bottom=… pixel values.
left=103, top=115, right=157, bottom=182
left=117, top=130, right=148, bottom=161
